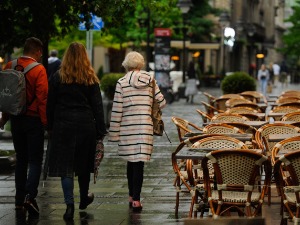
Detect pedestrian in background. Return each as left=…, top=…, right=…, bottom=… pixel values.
left=47, top=49, right=61, bottom=80
left=0, top=37, right=48, bottom=218
left=108, top=51, right=166, bottom=211
left=257, top=64, right=270, bottom=96
left=46, top=42, right=107, bottom=220
left=185, top=61, right=198, bottom=104
left=272, top=62, right=280, bottom=87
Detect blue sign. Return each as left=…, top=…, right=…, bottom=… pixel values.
left=79, top=14, right=104, bottom=31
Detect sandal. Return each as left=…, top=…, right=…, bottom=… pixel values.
left=132, top=200, right=142, bottom=212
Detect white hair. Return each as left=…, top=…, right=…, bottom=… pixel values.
left=122, top=51, right=145, bottom=71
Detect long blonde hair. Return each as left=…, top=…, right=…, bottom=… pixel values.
left=59, top=42, right=99, bottom=85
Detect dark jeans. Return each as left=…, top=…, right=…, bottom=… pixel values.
left=61, top=174, right=90, bottom=205
left=127, top=161, right=144, bottom=201
left=10, top=115, right=44, bottom=205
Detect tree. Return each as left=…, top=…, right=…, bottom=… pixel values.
left=0, top=0, right=135, bottom=67
left=281, top=0, right=300, bottom=60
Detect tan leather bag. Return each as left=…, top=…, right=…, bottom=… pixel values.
left=151, top=79, right=164, bottom=136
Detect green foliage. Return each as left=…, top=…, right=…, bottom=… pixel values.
left=280, top=0, right=300, bottom=58
left=100, top=73, right=124, bottom=100
left=0, top=150, right=15, bottom=156
left=221, top=72, right=256, bottom=94
left=97, top=66, right=104, bottom=80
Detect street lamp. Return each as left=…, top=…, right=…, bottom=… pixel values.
left=177, top=0, right=193, bottom=83
left=218, top=12, right=230, bottom=75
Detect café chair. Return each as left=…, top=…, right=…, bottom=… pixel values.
left=203, top=123, right=245, bottom=134
left=231, top=102, right=262, bottom=112
left=225, top=106, right=258, bottom=114
left=225, top=98, right=252, bottom=109
left=240, top=91, right=267, bottom=104
left=203, top=92, right=216, bottom=106
left=276, top=96, right=300, bottom=104
left=201, top=101, right=223, bottom=118
left=171, top=134, right=223, bottom=217
left=280, top=102, right=300, bottom=109
left=215, top=94, right=244, bottom=111
left=171, top=116, right=203, bottom=142
left=201, top=149, right=271, bottom=218
left=281, top=111, right=300, bottom=122
left=271, top=135, right=300, bottom=165
left=210, top=113, right=250, bottom=123
left=255, top=123, right=300, bottom=205
left=187, top=136, right=249, bottom=217
left=196, top=109, right=212, bottom=123
left=273, top=151, right=300, bottom=225
left=266, top=106, right=300, bottom=121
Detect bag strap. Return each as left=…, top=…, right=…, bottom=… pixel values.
left=11, top=59, right=40, bottom=73
left=152, top=79, right=156, bottom=107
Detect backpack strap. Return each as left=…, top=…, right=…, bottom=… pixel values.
left=23, top=62, right=40, bottom=74
left=10, top=59, right=40, bottom=73
left=11, top=59, right=18, bottom=70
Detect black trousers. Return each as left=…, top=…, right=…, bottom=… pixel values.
left=127, top=161, right=144, bottom=201
left=10, top=115, right=44, bottom=205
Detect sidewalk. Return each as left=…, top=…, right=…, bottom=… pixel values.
left=0, top=83, right=298, bottom=225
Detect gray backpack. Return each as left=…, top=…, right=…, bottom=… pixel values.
left=0, top=59, right=40, bottom=115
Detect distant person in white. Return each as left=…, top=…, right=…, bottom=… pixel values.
left=47, top=50, right=61, bottom=80
left=272, top=63, right=280, bottom=87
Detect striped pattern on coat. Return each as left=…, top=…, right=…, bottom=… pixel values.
left=108, top=70, right=166, bottom=162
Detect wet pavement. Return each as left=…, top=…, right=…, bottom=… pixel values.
left=0, top=82, right=298, bottom=225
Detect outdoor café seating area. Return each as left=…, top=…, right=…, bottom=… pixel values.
left=171, top=90, right=300, bottom=224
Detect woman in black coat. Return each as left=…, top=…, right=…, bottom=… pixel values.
left=46, top=42, right=107, bottom=220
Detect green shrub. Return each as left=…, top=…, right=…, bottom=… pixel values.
left=221, top=71, right=256, bottom=94
left=100, top=73, right=123, bottom=100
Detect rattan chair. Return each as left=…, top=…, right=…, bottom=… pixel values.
left=276, top=96, right=300, bottom=104
left=274, top=151, right=300, bottom=225
left=226, top=107, right=258, bottom=114
left=210, top=113, right=250, bottom=123
left=171, top=134, right=223, bottom=217
left=203, top=123, right=245, bottom=134
left=201, top=101, right=223, bottom=118
left=196, top=109, right=212, bottom=123
left=280, top=102, right=300, bottom=108
left=203, top=92, right=216, bottom=106
left=200, top=149, right=271, bottom=218
left=240, top=91, right=267, bottom=104
left=281, top=111, right=300, bottom=122
left=215, top=94, right=244, bottom=111
left=231, top=102, right=262, bottom=112
left=171, top=116, right=203, bottom=142
left=187, top=136, right=249, bottom=217
left=271, top=135, right=300, bottom=165
left=255, top=123, right=300, bottom=205
left=225, top=98, right=252, bottom=108
left=267, top=106, right=300, bottom=121
left=255, top=123, right=300, bottom=156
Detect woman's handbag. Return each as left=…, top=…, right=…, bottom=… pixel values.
left=94, top=139, right=104, bottom=184
left=151, top=79, right=164, bottom=136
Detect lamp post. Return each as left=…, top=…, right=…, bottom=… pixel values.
left=177, top=0, right=193, bottom=83
left=218, top=12, right=230, bottom=75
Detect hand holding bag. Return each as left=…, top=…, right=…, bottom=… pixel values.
left=151, top=79, right=164, bottom=136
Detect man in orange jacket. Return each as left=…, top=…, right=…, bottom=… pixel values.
left=0, top=37, right=48, bottom=218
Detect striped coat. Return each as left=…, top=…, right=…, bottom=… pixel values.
left=108, top=70, right=166, bottom=162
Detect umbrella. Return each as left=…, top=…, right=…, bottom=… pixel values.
left=94, top=139, right=104, bottom=184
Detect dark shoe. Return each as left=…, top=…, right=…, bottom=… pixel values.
left=79, top=193, right=94, bottom=210
left=63, top=204, right=74, bottom=221
left=132, top=200, right=143, bottom=212
left=24, top=194, right=39, bottom=218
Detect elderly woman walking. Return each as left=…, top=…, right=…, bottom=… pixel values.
left=108, top=51, right=166, bottom=211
